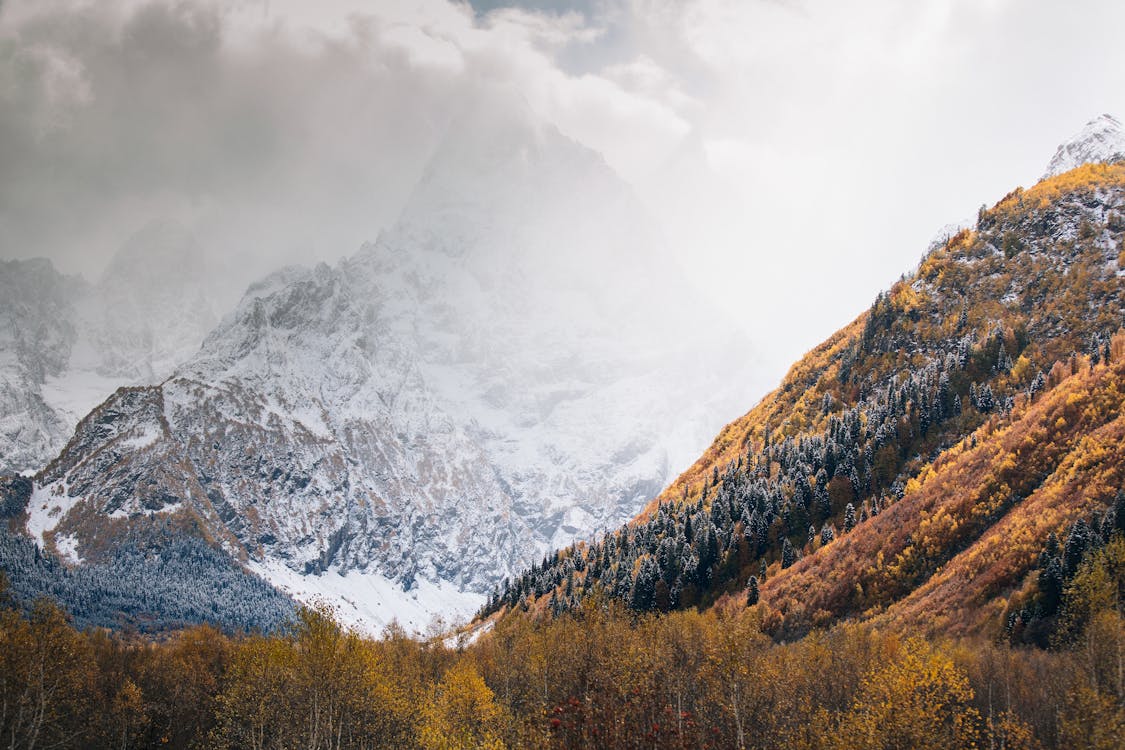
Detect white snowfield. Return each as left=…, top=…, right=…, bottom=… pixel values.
left=250, top=558, right=484, bottom=636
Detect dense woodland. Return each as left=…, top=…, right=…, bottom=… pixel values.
left=0, top=526, right=294, bottom=634
left=0, top=571, right=1122, bottom=750
left=3, top=167, right=1125, bottom=747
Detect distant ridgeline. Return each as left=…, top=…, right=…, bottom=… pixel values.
left=484, top=163, right=1125, bottom=640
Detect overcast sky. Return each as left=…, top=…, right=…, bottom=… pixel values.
left=2, top=0, right=1124, bottom=387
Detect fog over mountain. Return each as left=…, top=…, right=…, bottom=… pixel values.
left=3, top=0, right=1125, bottom=373
left=15, top=93, right=757, bottom=631
left=0, top=221, right=223, bottom=474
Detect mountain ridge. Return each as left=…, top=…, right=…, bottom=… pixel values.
left=0, top=221, right=223, bottom=476
left=483, top=151, right=1125, bottom=641
left=10, top=100, right=759, bottom=633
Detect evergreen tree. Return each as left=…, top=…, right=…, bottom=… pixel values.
left=976, top=384, right=995, bottom=413
left=745, top=576, right=759, bottom=607
left=1109, top=491, right=1125, bottom=538
left=1037, top=557, right=1064, bottom=617
left=781, top=539, right=797, bottom=569
left=1062, top=519, right=1091, bottom=577
left=996, top=344, right=1013, bottom=373
left=1039, top=532, right=1060, bottom=567
left=843, top=503, right=857, bottom=533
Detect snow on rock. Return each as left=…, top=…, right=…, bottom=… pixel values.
left=1043, top=114, right=1125, bottom=180
left=0, top=221, right=223, bottom=475
left=25, top=481, right=80, bottom=547
left=928, top=218, right=973, bottom=251
left=20, top=95, right=761, bottom=627
left=54, top=533, right=83, bottom=565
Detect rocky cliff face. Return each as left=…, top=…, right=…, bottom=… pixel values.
left=22, top=102, right=756, bottom=630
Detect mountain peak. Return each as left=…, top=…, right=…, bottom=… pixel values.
left=1042, top=113, right=1125, bottom=179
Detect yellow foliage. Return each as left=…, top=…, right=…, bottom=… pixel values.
left=993, top=163, right=1125, bottom=218
left=210, top=605, right=414, bottom=750
left=1058, top=686, right=1125, bottom=750
left=1011, top=354, right=1033, bottom=384
left=831, top=638, right=981, bottom=750
left=419, top=661, right=507, bottom=750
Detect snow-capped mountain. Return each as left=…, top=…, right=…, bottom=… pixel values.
left=23, top=98, right=757, bottom=632
left=0, top=259, right=84, bottom=475
left=1043, top=114, right=1125, bottom=179
left=0, top=222, right=222, bottom=475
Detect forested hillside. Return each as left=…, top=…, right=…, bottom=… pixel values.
left=484, top=163, right=1125, bottom=643
left=0, top=527, right=294, bottom=634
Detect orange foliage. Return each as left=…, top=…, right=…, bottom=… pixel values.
left=761, top=356, right=1125, bottom=638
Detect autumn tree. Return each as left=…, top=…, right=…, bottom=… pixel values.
left=419, top=660, right=507, bottom=750
left=0, top=599, right=97, bottom=750
left=832, top=638, right=982, bottom=750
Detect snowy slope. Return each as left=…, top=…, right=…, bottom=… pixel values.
left=0, top=222, right=221, bottom=475
left=1043, top=114, right=1125, bottom=179
left=26, top=98, right=757, bottom=633
left=0, top=259, right=83, bottom=475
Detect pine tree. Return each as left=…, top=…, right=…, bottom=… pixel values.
left=1062, top=519, right=1091, bottom=577
left=1108, top=491, right=1125, bottom=538
left=1037, top=558, right=1064, bottom=616
left=996, top=344, right=1013, bottom=373
left=843, top=503, right=857, bottom=532
left=976, top=384, right=995, bottom=413
left=745, top=576, right=759, bottom=607
left=781, top=539, right=796, bottom=569
left=1039, top=532, right=1060, bottom=566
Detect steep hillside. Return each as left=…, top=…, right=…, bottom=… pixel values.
left=485, top=158, right=1125, bottom=638
left=763, top=341, right=1125, bottom=637
left=647, top=164, right=1125, bottom=517
left=0, top=259, right=85, bottom=474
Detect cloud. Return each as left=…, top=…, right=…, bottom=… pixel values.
left=0, top=0, right=692, bottom=294
left=2, top=0, right=1124, bottom=382
left=1, top=1, right=454, bottom=286
left=586, top=0, right=1125, bottom=365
